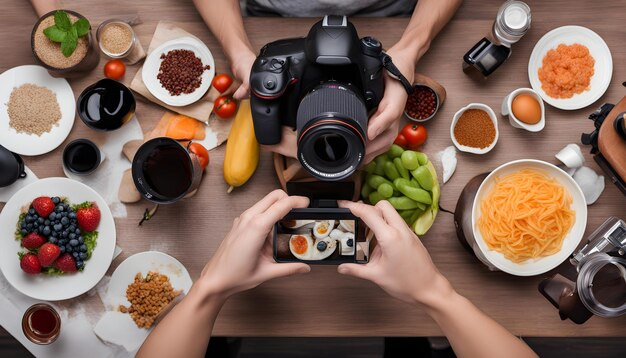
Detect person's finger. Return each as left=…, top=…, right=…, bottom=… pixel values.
left=364, top=126, right=396, bottom=163
left=337, top=263, right=375, bottom=282
left=376, top=200, right=407, bottom=229
left=261, top=262, right=311, bottom=281
left=233, top=82, right=250, bottom=99
left=337, top=200, right=390, bottom=241
left=258, top=195, right=310, bottom=227
left=242, top=189, right=288, bottom=218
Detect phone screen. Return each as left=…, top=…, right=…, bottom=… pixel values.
left=273, top=208, right=369, bottom=264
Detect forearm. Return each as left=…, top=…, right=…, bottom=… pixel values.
left=423, top=286, right=537, bottom=358
left=136, top=282, right=225, bottom=358
left=192, top=0, right=254, bottom=62
left=30, top=0, right=62, bottom=17
left=393, top=0, right=463, bottom=62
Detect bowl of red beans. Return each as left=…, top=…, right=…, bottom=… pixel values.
left=404, top=84, right=439, bottom=122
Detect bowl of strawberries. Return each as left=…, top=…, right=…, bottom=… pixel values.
left=0, top=178, right=116, bottom=300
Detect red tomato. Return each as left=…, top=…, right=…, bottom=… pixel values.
left=394, top=133, right=408, bottom=148
left=400, top=123, right=428, bottom=149
left=211, top=74, right=234, bottom=93
left=188, top=142, right=209, bottom=170
left=103, top=59, right=125, bottom=80
left=213, top=96, right=237, bottom=119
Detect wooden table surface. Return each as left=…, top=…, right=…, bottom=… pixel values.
left=1, top=0, right=625, bottom=338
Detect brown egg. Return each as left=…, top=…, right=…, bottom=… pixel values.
left=511, top=94, right=542, bottom=124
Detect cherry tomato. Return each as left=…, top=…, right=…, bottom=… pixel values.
left=394, top=133, right=408, bottom=148
left=103, top=59, right=125, bottom=80
left=211, top=73, right=234, bottom=93
left=213, top=96, right=237, bottom=119
left=188, top=142, right=209, bottom=170
left=400, top=123, right=428, bottom=149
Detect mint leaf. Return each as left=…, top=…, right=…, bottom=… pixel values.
left=54, top=10, right=72, bottom=31
left=61, top=27, right=78, bottom=57
left=42, top=267, right=64, bottom=276
left=15, top=213, right=26, bottom=240
left=43, top=25, right=67, bottom=43
left=72, top=201, right=94, bottom=211
left=83, top=230, right=98, bottom=260
left=74, top=18, right=91, bottom=37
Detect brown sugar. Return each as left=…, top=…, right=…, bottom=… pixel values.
left=100, top=23, right=133, bottom=55
left=119, top=271, right=181, bottom=329
left=538, top=43, right=595, bottom=99
left=7, top=84, right=61, bottom=136
left=33, top=14, right=88, bottom=69
left=454, top=109, right=495, bottom=149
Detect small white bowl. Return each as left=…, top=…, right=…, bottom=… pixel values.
left=501, top=88, right=545, bottom=132
left=450, top=103, right=499, bottom=154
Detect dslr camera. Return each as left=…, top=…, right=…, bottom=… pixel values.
left=250, top=15, right=411, bottom=181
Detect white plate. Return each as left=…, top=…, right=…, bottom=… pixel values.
left=142, top=37, right=215, bottom=107
left=0, top=65, right=75, bottom=156
left=528, top=26, right=612, bottom=110
left=471, top=160, right=587, bottom=276
left=0, top=177, right=116, bottom=300
left=95, top=251, right=192, bottom=351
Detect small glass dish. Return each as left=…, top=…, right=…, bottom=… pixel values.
left=404, top=84, right=440, bottom=122
left=96, top=19, right=136, bottom=59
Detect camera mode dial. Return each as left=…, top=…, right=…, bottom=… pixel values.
left=360, top=36, right=382, bottom=57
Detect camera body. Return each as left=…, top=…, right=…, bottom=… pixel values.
left=250, top=15, right=386, bottom=180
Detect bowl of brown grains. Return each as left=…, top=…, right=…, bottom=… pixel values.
left=404, top=84, right=439, bottom=122
left=450, top=103, right=499, bottom=154
left=142, top=37, right=215, bottom=107
left=96, top=19, right=136, bottom=59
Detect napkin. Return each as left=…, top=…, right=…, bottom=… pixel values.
left=64, top=116, right=143, bottom=218
left=130, top=21, right=221, bottom=123
left=0, top=166, right=38, bottom=203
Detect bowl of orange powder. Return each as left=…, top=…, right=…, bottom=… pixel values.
left=450, top=103, right=499, bottom=155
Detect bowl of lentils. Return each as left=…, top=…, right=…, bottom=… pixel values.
left=450, top=103, right=499, bottom=155
left=404, top=84, right=440, bottom=122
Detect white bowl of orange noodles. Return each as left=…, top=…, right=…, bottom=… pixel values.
left=472, top=159, right=587, bottom=276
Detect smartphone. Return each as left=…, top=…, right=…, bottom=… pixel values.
left=273, top=208, right=369, bottom=264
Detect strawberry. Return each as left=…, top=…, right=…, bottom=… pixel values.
left=37, top=243, right=61, bottom=267
left=22, top=232, right=46, bottom=249
left=32, top=197, right=55, bottom=218
left=20, top=253, right=42, bottom=274
left=53, top=253, right=77, bottom=273
left=76, top=203, right=101, bottom=232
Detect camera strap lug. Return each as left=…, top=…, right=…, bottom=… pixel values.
left=381, top=53, right=414, bottom=95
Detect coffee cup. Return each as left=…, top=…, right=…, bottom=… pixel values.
left=62, top=139, right=103, bottom=175
left=0, top=144, right=27, bottom=187
left=501, top=88, right=545, bottom=132
left=131, top=137, right=203, bottom=204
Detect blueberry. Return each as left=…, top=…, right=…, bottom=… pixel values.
left=42, top=226, right=51, bottom=236
left=53, top=224, right=62, bottom=231
left=80, top=244, right=87, bottom=252
left=70, top=239, right=79, bottom=246
left=61, top=212, right=68, bottom=218
left=26, top=223, right=33, bottom=230
left=44, top=219, right=50, bottom=226
left=62, top=232, right=68, bottom=238
left=28, top=208, right=35, bottom=215
left=20, top=229, right=27, bottom=235
left=66, top=245, right=73, bottom=253
left=78, top=236, right=84, bottom=244
left=34, top=227, right=40, bottom=234
left=57, top=206, right=64, bottom=212
left=79, top=252, right=87, bottom=260
left=21, top=222, right=26, bottom=229
left=49, top=237, right=57, bottom=244
left=76, top=261, right=84, bottom=269
left=68, top=225, right=76, bottom=232
left=72, top=252, right=79, bottom=258
left=317, top=241, right=327, bottom=251
left=346, top=239, right=354, bottom=247
left=58, top=239, right=66, bottom=245
left=69, top=213, right=76, bottom=219
left=69, top=233, right=76, bottom=239
left=24, top=216, right=31, bottom=223
left=51, top=231, right=58, bottom=237
left=52, top=197, right=60, bottom=204
left=75, top=229, right=81, bottom=235
left=59, top=246, right=65, bottom=253
left=49, top=213, right=56, bottom=220
left=61, top=217, right=69, bottom=225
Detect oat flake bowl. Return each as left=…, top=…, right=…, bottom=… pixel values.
left=451, top=103, right=499, bottom=155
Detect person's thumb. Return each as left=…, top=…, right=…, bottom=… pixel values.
left=264, top=263, right=311, bottom=280
left=233, top=82, right=250, bottom=100
left=338, top=263, right=372, bottom=281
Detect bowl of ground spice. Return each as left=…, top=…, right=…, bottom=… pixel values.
left=451, top=103, right=499, bottom=154
left=96, top=20, right=136, bottom=58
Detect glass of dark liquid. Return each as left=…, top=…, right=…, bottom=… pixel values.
left=132, top=137, right=203, bottom=204
left=63, top=139, right=101, bottom=175
left=77, top=79, right=136, bottom=131
left=22, top=303, right=61, bottom=345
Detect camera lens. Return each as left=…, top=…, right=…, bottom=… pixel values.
left=297, top=83, right=368, bottom=181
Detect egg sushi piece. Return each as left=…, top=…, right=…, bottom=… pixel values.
left=289, top=234, right=314, bottom=260
left=340, top=233, right=355, bottom=256
left=281, top=219, right=314, bottom=228
left=329, top=229, right=345, bottom=240
left=339, top=220, right=355, bottom=233
left=311, top=237, right=337, bottom=260
left=313, top=220, right=335, bottom=239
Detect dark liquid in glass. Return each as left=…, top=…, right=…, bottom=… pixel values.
left=143, top=146, right=193, bottom=199
left=64, top=142, right=99, bottom=173
left=78, top=79, right=135, bottom=131
left=591, top=263, right=626, bottom=308
left=30, top=309, right=57, bottom=335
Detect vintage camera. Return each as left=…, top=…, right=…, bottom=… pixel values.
left=539, top=217, right=626, bottom=323
left=250, top=15, right=411, bottom=181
